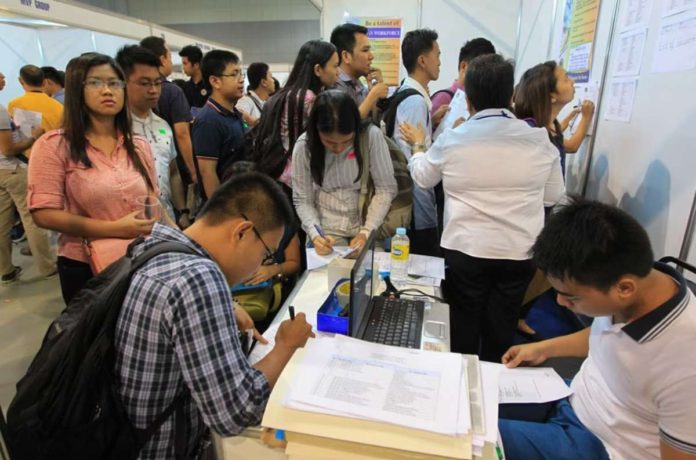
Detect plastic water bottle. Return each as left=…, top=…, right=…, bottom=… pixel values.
left=390, top=227, right=410, bottom=280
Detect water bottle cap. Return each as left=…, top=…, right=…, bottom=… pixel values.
left=396, top=227, right=406, bottom=236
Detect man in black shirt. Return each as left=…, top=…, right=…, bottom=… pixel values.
left=179, top=45, right=209, bottom=110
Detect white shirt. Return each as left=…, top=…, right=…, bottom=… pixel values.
left=131, top=111, right=177, bottom=219
left=408, top=108, right=564, bottom=260
left=393, top=76, right=437, bottom=230
left=235, top=91, right=264, bottom=121
left=571, top=263, right=696, bottom=460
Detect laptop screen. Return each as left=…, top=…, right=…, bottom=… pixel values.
left=349, top=231, right=376, bottom=338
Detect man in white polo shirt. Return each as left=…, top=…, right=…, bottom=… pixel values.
left=500, top=198, right=696, bottom=460
left=116, top=45, right=189, bottom=227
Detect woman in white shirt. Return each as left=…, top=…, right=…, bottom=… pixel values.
left=292, top=90, right=397, bottom=255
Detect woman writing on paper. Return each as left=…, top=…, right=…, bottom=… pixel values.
left=292, top=90, right=397, bottom=255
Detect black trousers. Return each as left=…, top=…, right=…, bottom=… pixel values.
left=57, top=256, right=93, bottom=305
left=443, top=249, right=535, bottom=362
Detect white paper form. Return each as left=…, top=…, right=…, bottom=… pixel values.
left=652, top=9, right=696, bottom=73
left=286, top=335, right=463, bottom=435
left=614, top=28, right=648, bottom=77
left=306, top=246, right=354, bottom=270
left=568, top=82, right=600, bottom=136
left=604, top=77, right=639, bottom=123
left=432, top=89, right=469, bottom=140
left=620, top=0, right=654, bottom=30
left=12, top=108, right=42, bottom=138
left=498, top=367, right=572, bottom=404
left=663, top=0, right=696, bottom=18
left=409, top=254, right=446, bottom=280
left=478, top=362, right=504, bottom=444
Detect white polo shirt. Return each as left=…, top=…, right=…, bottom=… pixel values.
left=408, top=108, right=564, bottom=260
left=571, top=263, right=696, bottom=460
left=131, top=111, right=177, bottom=219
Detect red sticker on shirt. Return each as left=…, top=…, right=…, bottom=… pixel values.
left=347, top=150, right=356, bottom=160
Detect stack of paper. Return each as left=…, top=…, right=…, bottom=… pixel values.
left=262, top=334, right=476, bottom=459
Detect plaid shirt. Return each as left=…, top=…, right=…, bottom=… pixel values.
left=114, top=223, right=270, bottom=459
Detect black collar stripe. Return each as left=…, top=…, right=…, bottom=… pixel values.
left=661, top=429, right=696, bottom=455
left=621, top=262, right=688, bottom=343
left=640, top=294, right=689, bottom=343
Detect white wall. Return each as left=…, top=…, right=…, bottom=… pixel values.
left=421, top=0, right=518, bottom=92
left=321, top=0, right=520, bottom=91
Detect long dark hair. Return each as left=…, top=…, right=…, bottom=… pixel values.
left=253, top=40, right=337, bottom=179
left=513, top=61, right=563, bottom=148
left=62, top=53, right=153, bottom=189
left=305, top=90, right=363, bottom=187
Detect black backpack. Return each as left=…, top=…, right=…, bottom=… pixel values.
left=6, top=240, right=197, bottom=460
left=377, top=87, right=423, bottom=138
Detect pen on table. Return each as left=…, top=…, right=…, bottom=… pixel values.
left=289, top=305, right=296, bottom=321
left=245, top=329, right=254, bottom=356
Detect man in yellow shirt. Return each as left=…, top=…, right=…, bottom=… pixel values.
left=8, top=65, right=63, bottom=156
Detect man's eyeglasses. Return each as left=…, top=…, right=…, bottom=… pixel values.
left=83, top=78, right=126, bottom=90
left=217, top=70, right=246, bottom=81
left=240, top=213, right=275, bottom=265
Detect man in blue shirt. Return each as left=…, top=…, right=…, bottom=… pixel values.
left=192, top=50, right=247, bottom=200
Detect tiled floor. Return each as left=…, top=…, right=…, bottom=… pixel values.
left=0, top=244, right=64, bottom=413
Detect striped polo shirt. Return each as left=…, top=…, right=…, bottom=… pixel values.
left=571, top=262, right=696, bottom=460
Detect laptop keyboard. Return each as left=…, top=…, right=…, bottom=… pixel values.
left=363, top=297, right=424, bottom=349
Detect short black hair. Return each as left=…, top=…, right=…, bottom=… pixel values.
left=201, top=49, right=240, bottom=91
left=401, top=29, right=438, bottom=73
left=179, top=45, right=203, bottom=65
left=246, top=62, right=270, bottom=90
left=115, top=45, right=161, bottom=78
left=198, top=171, right=294, bottom=234
left=139, top=36, right=168, bottom=59
left=532, top=197, right=654, bottom=290
left=330, top=23, right=369, bottom=62
left=20, top=65, right=44, bottom=87
left=464, top=54, right=514, bottom=111
left=41, top=66, right=64, bottom=87
left=459, top=37, right=496, bottom=66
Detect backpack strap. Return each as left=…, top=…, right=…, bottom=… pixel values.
left=382, top=88, right=422, bottom=138
left=358, top=123, right=373, bottom=222
left=129, top=241, right=200, bottom=458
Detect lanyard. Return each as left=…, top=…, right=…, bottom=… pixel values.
left=471, top=110, right=511, bottom=121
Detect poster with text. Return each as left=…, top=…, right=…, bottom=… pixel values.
left=558, top=0, right=602, bottom=83
left=352, top=17, right=403, bottom=86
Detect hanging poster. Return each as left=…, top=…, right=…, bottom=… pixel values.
left=349, top=17, right=403, bottom=86
left=558, top=0, right=602, bottom=83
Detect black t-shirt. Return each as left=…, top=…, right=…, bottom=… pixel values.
left=182, top=79, right=209, bottom=109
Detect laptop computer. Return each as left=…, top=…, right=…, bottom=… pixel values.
left=349, top=231, right=451, bottom=352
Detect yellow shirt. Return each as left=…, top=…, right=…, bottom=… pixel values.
left=8, top=91, right=64, bottom=156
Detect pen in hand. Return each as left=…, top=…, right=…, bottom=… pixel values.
left=289, top=305, right=296, bottom=321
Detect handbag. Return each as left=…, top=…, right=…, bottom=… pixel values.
left=82, top=237, right=134, bottom=274
left=231, top=280, right=283, bottom=322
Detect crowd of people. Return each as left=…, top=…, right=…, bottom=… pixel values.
left=1, top=21, right=694, bottom=460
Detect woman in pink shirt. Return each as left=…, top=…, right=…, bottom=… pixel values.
left=28, top=53, right=158, bottom=304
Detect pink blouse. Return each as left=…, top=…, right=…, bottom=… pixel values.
left=27, top=129, right=158, bottom=263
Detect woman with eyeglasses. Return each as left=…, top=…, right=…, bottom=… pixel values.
left=292, top=90, right=397, bottom=255
left=28, top=53, right=158, bottom=304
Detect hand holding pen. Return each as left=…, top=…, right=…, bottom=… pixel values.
left=275, top=305, right=314, bottom=350
left=312, top=224, right=336, bottom=256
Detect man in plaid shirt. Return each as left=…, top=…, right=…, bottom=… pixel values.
left=114, top=172, right=313, bottom=459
